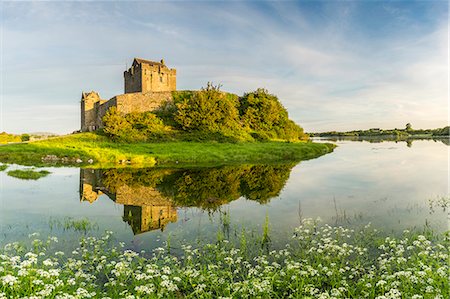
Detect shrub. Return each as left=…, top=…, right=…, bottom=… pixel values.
left=239, top=89, right=307, bottom=141
left=103, top=107, right=170, bottom=142
left=175, top=83, right=241, bottom=134
left=20, top=134, right=30, bottom=142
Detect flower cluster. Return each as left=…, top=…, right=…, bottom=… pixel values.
left=0, top=221, right=448, bottom=298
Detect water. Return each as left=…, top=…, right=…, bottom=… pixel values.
left=0, top=139, right=448, bottom=251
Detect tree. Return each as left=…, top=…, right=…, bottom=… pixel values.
left=174, top=83, right=240, bottom=133
left=405, top=123, right=412, bottom=131
left=20, top=134, right=30, bottom=142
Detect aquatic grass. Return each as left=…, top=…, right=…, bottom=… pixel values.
left=0, top=132, right=335, bottom=167
left=0, top=219, right=448, bottom=298
left=428, top=195, right=450, bottom=212
left=48, top=217, right=99, bottom=234
left=7, top=169, right=50, bottom=180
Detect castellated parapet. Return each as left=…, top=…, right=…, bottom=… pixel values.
left=81, top=58, right=176, bottom=132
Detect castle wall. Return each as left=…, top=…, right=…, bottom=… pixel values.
left=81, top=92, right=104, bottom=132
left=95, top=98, right=117, bottom=129
left=124, top=65, right=142, bottom=93
left=82, top=91, right=172, bottom=131
left=81, top=58, right=177, bottom=132
left=114, top=91, right=173, bottom=114
left=141, top=64, right=176, bottom=92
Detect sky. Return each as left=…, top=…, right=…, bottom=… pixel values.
left=1, top=0, right=448, bottom=134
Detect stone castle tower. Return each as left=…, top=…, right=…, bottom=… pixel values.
left=80, top=169, right=178, bottom=234
left=124, top=58, right=176, bottom=93
left=80, top=58, right=176, bottom=132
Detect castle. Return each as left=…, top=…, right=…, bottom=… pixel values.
left=81, top=58, right=177, bottom=132
left=80, top=169, right=177, bottom=234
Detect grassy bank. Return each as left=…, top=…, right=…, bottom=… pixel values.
left=0, top=219, right=447, bottom=298
left=0, top=133, right=335, bottom=167
left=7, top=169, right=51, bottom=180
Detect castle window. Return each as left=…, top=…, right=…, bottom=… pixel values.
left=160, top=76, right=163, bottom=83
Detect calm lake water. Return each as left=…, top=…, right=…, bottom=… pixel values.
left=0, top=139, right=448, bottom=251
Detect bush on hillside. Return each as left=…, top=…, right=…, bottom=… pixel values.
left=239, top=89, right=306, bottom=141
left=103, top=107, right=169, bottom=142
left=174, top=83, right=241, bottom=133
left=103, top=84, right=308, bottom=142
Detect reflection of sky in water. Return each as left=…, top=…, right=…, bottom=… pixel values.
left=0, top=140, right=448, bottom=250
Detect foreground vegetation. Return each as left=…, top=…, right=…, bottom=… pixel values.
left=0, top=133, right=335, bottom=167
left=0, top=219, right=448, bottom=298
left=7, top=169, right=51, bottom=180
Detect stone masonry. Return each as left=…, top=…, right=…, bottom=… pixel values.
left=80, top=58, right=176, bottom=132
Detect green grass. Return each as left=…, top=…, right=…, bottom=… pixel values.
left=0, top=219, right=447, bottom=298
left=7, top=169, right=51, bottom=180
left=0, top=164, right=7, bottom=171
left=0, top=133, right=335, bottom=167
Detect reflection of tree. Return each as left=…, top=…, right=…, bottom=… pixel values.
left=437, top=138, right=450, bottom=146
left=102, top=168, right=173, bottom=193
left=81, top=164, right=296, bottom=233
left=91, top=164, right=295, bottom=211
left=240, top=165, right=293, bottom=203
left=157, top=164, right=295, bottom=210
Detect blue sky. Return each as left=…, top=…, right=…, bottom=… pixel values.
left=1, top=1, right=448, bottom=134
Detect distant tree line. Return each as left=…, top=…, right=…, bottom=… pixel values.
left=0, top=132, right=31, bottom=144
left=310, top=124, right=450, bottom=138
left=102, top=84, right=307, bottom=142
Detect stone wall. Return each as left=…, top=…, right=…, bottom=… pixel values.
left=114, top=91, right=172, bottom=114
left=140, top=64, right=176, bottom=93
left=124, top=65, right=142, bottom=93
left=81, top=91, right=172, bottom=131
left=124, top=60, right=176, bottom=93
left=81, top=92, right=104, bottom=132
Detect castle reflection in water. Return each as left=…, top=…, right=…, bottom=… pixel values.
left=80, top=169, right=177, bottom=234
left=79, top=165, right=295, bottom=235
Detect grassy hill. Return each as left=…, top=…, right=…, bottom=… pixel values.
left=0, top=133, right=335, bottom=167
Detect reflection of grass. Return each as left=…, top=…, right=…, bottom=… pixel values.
left=0, top=132, right=335, bottom=167
left=0, top=164, right=7, bottom=171
left=49, top=217, right=98, bottom=233
left=7, top=169, right=50, bottom=180
left=428, top=195, right=450, bottom=212
left=1, top=219, right=448, bottom=298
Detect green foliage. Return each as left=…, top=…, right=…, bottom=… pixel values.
left=432, top=126, right=449, bottom=136
left=174, top=83, right=242, bottom=137
left=7, top=169, right=50, bottom=180
left=313, top=125, right=450, bottom=138
left=0, top=132, right=21, bottom=144
left=239, top=88, right=288, bottom=131
left=49, top=217, right=98, bottom=233
left=239, top=89, right=306, bottom=141
left=0, top=132, right=335, bottom=167
left=103, top=85, right=307, bottom=143
left=0, top=221, right=448, bottom=298
left=20, top=134, right=30, bottom=142
left=103, top=107, right=170, bottom=142
left=0, top=164, right=7, bottom=171
left=97, top=164, right=295, bottom=211
left=405, top=122, right=412, bottom=131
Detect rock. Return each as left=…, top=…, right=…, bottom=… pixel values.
left=76, top=159, right=83, bottom=163
left=42, top=155, right=59, bottom=162
left=87, top=159, right=93, bottom=164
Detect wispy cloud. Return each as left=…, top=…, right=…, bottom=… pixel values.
left=1, top=1, right=447, bottom=134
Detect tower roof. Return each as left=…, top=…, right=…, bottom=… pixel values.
left=133, top=58, right=165, bottom=66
